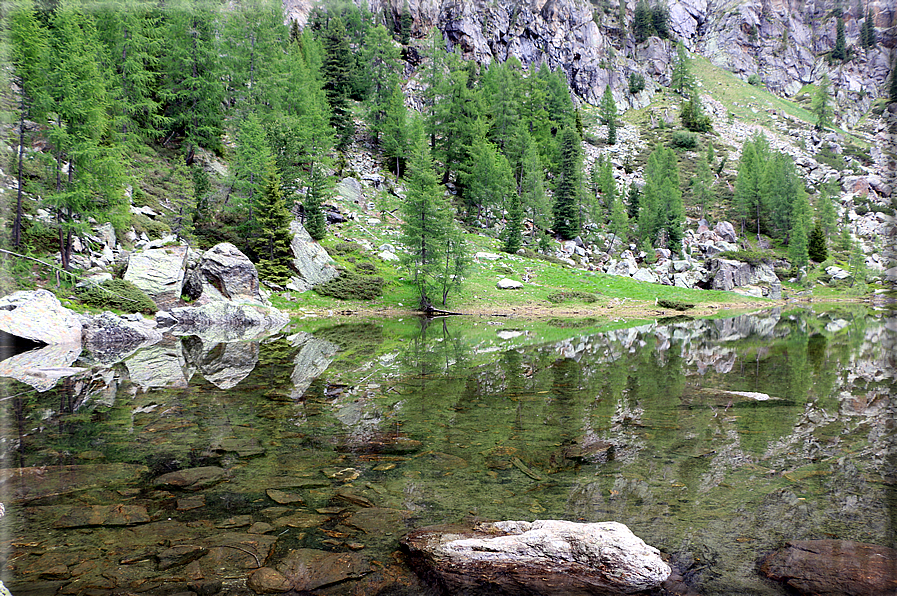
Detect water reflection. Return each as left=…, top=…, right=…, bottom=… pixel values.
left=0, top=308, right=894, bottom=595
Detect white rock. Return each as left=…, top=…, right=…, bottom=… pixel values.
left=496, top=278, right=523, bottom=290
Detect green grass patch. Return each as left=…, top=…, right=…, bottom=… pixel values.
left=314, top=269, right=385, bottom=301
left=75, top=279, right=157, bottom=315
left=717, top=250, right=774, bottom=266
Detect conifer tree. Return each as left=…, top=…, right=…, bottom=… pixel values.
left=813, top=74, right=833, bottom=130
left=380, top=76, right=409, bottom=176
left=400, top=0, right=413, bottom=44
left=45, top=0, right=125, bottom=270
left=503, top=191, right=524, bottom=254
left=680, top=88, right=712, bottom=132
left=363, top=24, right=402, bottom=141
left=254, top=157, right=295, bottom=285
left=889, top=55, right=897, bottom=104
left=463, top=135, right=514, bottom=225
left=861, top=8, right=876, bottom=48
left=320, top=16, right=355, bottom=148
left=671, top=41, right=692, bottom=95
left=553, top=127, right=583, bottom=240
left=608, top=192, right=629, bottom=255
left=763, top=152, right=803, bottom=240
left=733, top=135, right=766, bottom=237
left=9, top=0, right=49, bottom=248
left=234, top=113, right=272, bottom=223
left=599, top=85, right=617, bottom=145
left=640, top=145, right=682, bottom=250
left=789, top=194, right=812, bottom=272
left=848, top=240, right=866, bottom=290
left=633, top=0, right=654, bottom=43
left=832, top=17, right=847, bottom=61
left=400, top=120, right=454, bottom=310
left=808, top=221, right=828, bottom=262
left=520, top=140, right=551, bottom=242
left=817, top=181, right=839, bottom=241
left=161, top=0, right=224, bottom=160
left=303, top=163, right=328, bottom=241
left=627, top=183, right=641, bottom=220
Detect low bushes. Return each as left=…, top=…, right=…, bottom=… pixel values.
left=547, top=291, right=599, bottom=304
left=76, top=279, right=157, bottom=314
left=315, top=269, right=384, bottom=300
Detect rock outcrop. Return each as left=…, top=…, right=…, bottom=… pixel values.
left=158, top=301, right=290, bottom=343
left=287, top=220, right=340, bottom=292
left=183, top=242, right=265, bottom=305
left=401, top=520, right=670, bottom=596
left=760, top=540, right=897, bottom=595
left=123, top=245, right=189, bottom=310
left=0, top=289, right=82, bottom=345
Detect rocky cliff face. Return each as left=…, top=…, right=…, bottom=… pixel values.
left=284, top=0, right=894, bottom=124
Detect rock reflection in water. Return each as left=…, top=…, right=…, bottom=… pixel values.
left=0, top=308, right=894, bottom=596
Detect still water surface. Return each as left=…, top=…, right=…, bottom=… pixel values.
left=1, top=307, right=894, bottom=595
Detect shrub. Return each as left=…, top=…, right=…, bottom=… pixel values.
left=355, top=262, right=378, bottom=275
left=314, top=269, right=385, bottom=300
left=628, top=72, right=645, bottom=94
left=325, top=241, right=360, bottom=256
left=671, top=131, right=698, bottom=149
left=76, top=279, right=157, bottom=314
left=547, top=291, right=599, bottom=304
left=657, top=298, right=694, bottom=311
left=747, top=74, right=762, bottom=87
left=547, top=317, right=598, bottom=328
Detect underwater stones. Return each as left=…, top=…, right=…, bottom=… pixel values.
left=50, top=504, right=150, bottom=528
left=760, top=540, right=897, bottom=596
left=153, top=466, right=227, bottom=491
left=0, top=464, right=147, bottom=503
left=266, top=489, right=304, bottom=505
left=402, top=520, right=671, bottom=596
left=250, top=549, right=368, bottom=593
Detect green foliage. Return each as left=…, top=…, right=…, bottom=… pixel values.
left=253, top=158, right=295, bottom=285
left=733, top=134, right=766, bottom=237
left=657, top=298, right=694, bottom=311
left=671, top=42, right=692, bottom=95
left=639, top=144, right=683, bottom=251
left=632, top=0, right=669, bottom=43
left=547, top=317, right=598, bottom=328
left=813, top=75, right=833, bottom=130
left=315, top=269, right=385, bottom=300
left=76, top=279, right=157, bottom=315
left=808, top=221, right=828, bottom=262
left=816, top=182, right=838, bottom=241
left=831, top=17, right=847, bottom=61
left=680, top=91, right=712, bottom=132
left=599, top=85, right=617, bottom=145
left=325, top=242, right=360, bottom=256
left=861, top=8, right=876, bottom=48
left=671, top=131, right=698, bottom=149
left=547, top=291, right=599, bottom=304
left=789, top=194, right=812, bottom=271
left=503, top=192, right=524, bottom=254
left=747, top=74, right=763, bottom=87
left=628, top=72, right=645, bottom=95
left=627, top=183, right=641, bottom=220
left=552, top=128, right=583, bottom=240
left=303, top=164, right=328, bottom=241
left=691, top=152, right=715, bottom=219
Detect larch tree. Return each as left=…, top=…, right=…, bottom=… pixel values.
left=671, top=41, right=692, bottom=95
left=362, top=24, right=402, bottom=141
left=519, top=139, right=551, bottom=242
left=832, top=17, right=847, bottom=61
left=813, top=74, right=833, bottom=130
left=9, top=0, right=49, bottom=248
left=599, top=84, right=617, bottom=145
left=789, top=194, right=812, bottom=272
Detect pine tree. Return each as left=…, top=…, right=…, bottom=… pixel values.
left=399, top=0, right=413, bottom=45
left=627, top=183, right=641, bottom=220
left=362, top=24, right=402, bottom=141
left=462, top=135, right=514, bottom=225
left=253, top=157, right=295, bottom=285
left=9, top=0, right=49, bottom=249
left=160, top=0, right=224, bottom=160
left=789, top=194, right=811, bottom=272
left=680, top=89, right=712, bottom=132
left=640, top=145, right=683, bottom=250
left=671, top=41, right=692, bottom=95
left=519, top=139, right=551, bottom=242
left=44, top=0, right=125, bottom=270
left=400, top=120, right=453, bottom=310
left=808, top=221, right=828, bottom=262
left=320, top=16, right=355, bottom=149
left=837, top=221, right=852, bottom=252
left=608, top=192, right=629, bottom=255
left=817, top=181, right=839, bottom=241
left=832, top=17, right=847, bottom=61
left=848, top=240, right=866, bottom=290
left=889, top=55, right=897, bottom=104
left=380, top=76, right=409, bottom=176
left=861, top=8, right=876, bottom=48
left=233, top=113, right=272, bottom=225
left=633, top=0, right=654, bottom=43
left=733, top=135, right=766, bottom=238
left=813, top=74, right=833, bottom=130
left=503, top=191, right=524, bottom=254
left=553, top=127, right=583, bottom=240
left=303, top=163, right=328, bottom=241
left=599, top=85, right=617, bottom=145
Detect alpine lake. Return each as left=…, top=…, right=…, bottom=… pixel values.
left=1, top=305, right=894, bottom=596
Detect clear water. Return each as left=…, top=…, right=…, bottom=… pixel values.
left=1, top=306, right=894, bottom=595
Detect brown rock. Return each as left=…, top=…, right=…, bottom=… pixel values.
left=266, top=489, right=304, bottom=505
left=153, top=466, right=226, bottom=491
left=247, top=567, right=291, bottom=594
left=275, top=548, right=368, bottom=591
left=760, top=540, right=897, bottom=596
left=51, top=504, right=150, bottom=528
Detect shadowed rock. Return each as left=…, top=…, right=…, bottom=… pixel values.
left=0, top=289, right=82, bottom=345
left=0, top=343, right=83, bottom=391
left=183, top=242, right=265, bottom=305
left=401, top=520, right=670, bottom=596
left=760, top=540, right=897, bottom=596
left=287, top=221, right=340, bottom=292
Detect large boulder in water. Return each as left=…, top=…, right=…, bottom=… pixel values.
left=124, top=245, right=189, bottom=309
left=287, top=221, right=340, bottom=292
left=0, top=289, right=82, bottom=345
left=760, top=540, right=897, bottom=595
left=401, top=519, right=670, bottom=596
left=183, top=242, right=265, bottom=305
left=158, top=301, right=289, bottom=343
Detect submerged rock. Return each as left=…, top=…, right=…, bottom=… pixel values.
left=760, top=540, right=897, bottom=596
left=249, top=548, right=368, bottom=593
left=401, top=519, right=670, bottom=596
left=153, top=466, right=228, bottom=491
left=0, top=289, right=82, bottom=345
